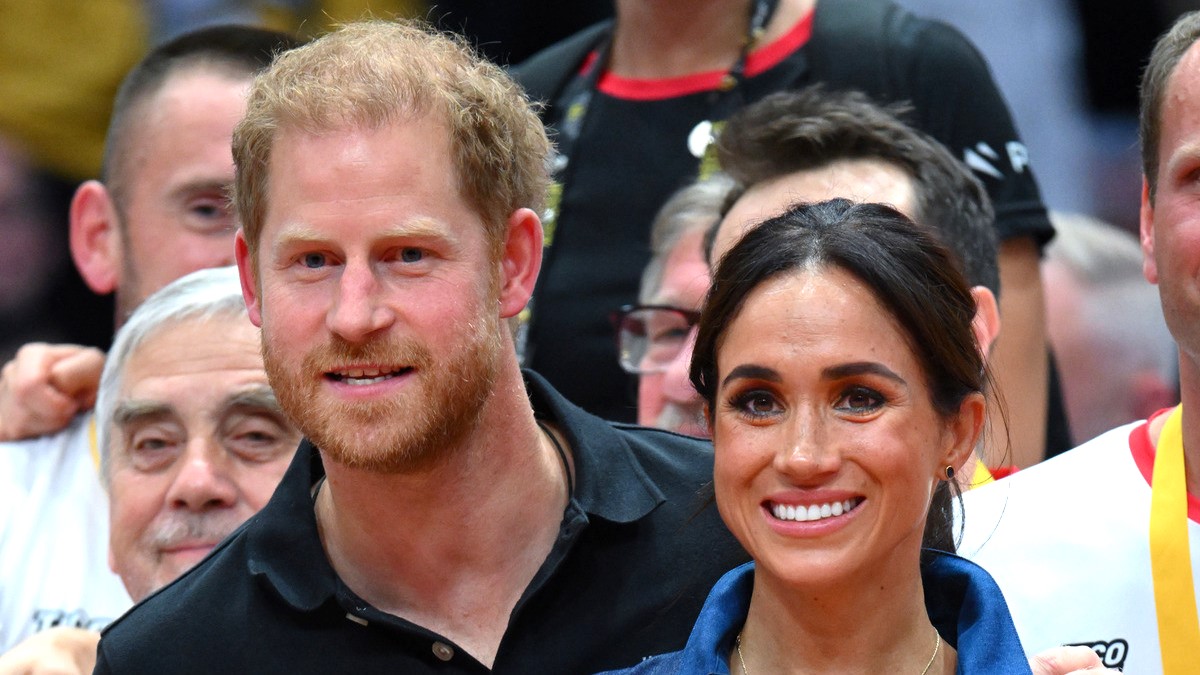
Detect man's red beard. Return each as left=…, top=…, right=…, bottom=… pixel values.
left=263, top=316, right=503, bottom=474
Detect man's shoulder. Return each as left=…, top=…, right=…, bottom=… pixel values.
left=0, top=412, right=96, bottom=530
left=98, top=527, right=266, bottom=665
left=969, top=422, right=1141, bottom=504
left=510, top=19, right=611, bottom=106
left=0, top=413, right=91, bottom=474
left=960, top=421, right=1144, bottom=556
left=609, top=424, right=714, bottom=471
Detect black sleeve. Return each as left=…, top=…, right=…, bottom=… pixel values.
left=899, top=18, right=1055, bottom=248
left=92, top=641, right=113, bottom=674
left=510, top=20, right=612, bottom=120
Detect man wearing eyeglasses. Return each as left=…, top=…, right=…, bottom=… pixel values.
left=614, top=176, right=732, bottom=437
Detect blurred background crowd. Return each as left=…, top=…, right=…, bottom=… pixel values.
left=0, top=0, right=1190, bottom=388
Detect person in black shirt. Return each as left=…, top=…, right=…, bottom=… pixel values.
left=514, top=0, right=1061, bottom=466
left=93, top=20, right=746, bottom=674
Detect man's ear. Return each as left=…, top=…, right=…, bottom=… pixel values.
left=497, top=208, right=544, bottom=319
left=70, top=181, right=122, bottom=295
left=235, top=229, right=263, bottom=327
left=1141, top=177, right=1159, bottom=285
left=969, top=286, right=1001, bottom=358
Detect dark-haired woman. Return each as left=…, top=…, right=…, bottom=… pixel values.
left=609, top=199, right=1029, bottom=674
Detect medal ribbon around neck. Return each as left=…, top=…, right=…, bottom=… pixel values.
left=1149, top=404, right=1200, bottom=673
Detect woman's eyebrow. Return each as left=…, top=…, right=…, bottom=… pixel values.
left=822, top=361, right=906, bottom=386
left=721, top=364, right=781, bottom=388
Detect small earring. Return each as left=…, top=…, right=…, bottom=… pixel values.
left=944, top=465, right=955, bottom=481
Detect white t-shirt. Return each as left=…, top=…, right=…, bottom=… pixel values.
left=0, top=413, right=130, bottom=651
left=960, top=418, right=1200, bottom=673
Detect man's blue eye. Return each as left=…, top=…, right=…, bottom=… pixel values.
left=401, top=248, right=423, bottom=263
left=303, top=253, right=326, bottom=268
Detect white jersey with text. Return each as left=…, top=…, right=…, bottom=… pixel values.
left=960, top=418, right=1200, bottom=673
left=0, top=413, right=130, bottom=651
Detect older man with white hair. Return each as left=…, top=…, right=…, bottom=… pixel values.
left=0, top=266, right=300, bottom=673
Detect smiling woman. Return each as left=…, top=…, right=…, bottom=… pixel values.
left=606, top=199, right=1029, bottom=674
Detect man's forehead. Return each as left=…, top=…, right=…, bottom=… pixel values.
left=120, top=316, right=263, bottom=392
left=715, top=159, right=916, bottom=260
left=1159, top=43, right=1200, bottom=172
left=655, top=228, right=711, bottom=308
left=752, top=159, right=914, bottom=215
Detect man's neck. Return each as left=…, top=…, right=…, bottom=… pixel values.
left=313, top=367, right=571, bottom=667
left=1148, top=355, right=1199, bottom=498
left=609, top=0, right=815, bottom=79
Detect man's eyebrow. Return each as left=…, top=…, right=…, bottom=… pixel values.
left=1164, top=140, right=1200, bottom=179
left=168, top=178, right=231, bottom=200
left=821, top=361, right=907, bottom=386
left=722, top=364, right=782, bottom=388
left=274, top=218, right=458, bottom=249
left=112, top=400, right=177, bottom=428
left=219, top=385, right=285, bottom=417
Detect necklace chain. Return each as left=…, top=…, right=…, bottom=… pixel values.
left=734, top=629, right=941, bottom=675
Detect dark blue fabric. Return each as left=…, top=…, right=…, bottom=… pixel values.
left=605, top=551, right=1031, bottom=675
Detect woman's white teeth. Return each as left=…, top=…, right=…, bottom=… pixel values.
left=772, top=498, right=859, bottom=522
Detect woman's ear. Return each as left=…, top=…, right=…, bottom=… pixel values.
left=943, top=392, right=987, bottom=478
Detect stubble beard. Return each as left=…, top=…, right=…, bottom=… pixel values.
left=263, top=313, right=504, bottom=474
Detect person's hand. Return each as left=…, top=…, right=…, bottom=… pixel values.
left=0, top=627, right=99, bottom=675
left=0, top=343, right=105, bottom=441
left=1029, top=645, right=1119, bottom=674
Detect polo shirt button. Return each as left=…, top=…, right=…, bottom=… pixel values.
left=432, top=641, right=454, bottom=661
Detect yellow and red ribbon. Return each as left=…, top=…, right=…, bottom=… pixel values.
left=1149, top=404, right=1200, bottom=674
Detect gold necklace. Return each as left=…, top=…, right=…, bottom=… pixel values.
left=734, top=629, right=941, bottom=675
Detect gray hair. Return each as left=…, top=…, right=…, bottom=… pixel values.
left=1045, top=212, right=1176, bottom=382
left=640, top=174, right=736, bottom=303
left=96, top=266, right=250, bottom=483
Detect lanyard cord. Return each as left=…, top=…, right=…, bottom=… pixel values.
left=518, top=0, right=780, bottom=364
left=1149, top=404, right=1200, bottom=673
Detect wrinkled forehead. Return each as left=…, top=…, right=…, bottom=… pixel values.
left=117, top=315, right=264, bottom=400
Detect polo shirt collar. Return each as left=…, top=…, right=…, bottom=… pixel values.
left=523, top=369, right=665, bottom=523
left=245, top=369, right=668, bottom=613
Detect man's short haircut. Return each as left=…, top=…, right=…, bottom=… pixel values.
left=1046, top=212, right=1176, bottom=383
left=96, top=266, right=249, bottom=484
left=233, top=20, right=552, bottom=263
left=1139, top=10, right=1200, bottom=200
left=716, top=86, right=1000, bottom=296
left=102, top=24, right=304, bottom=214
left=640, top=174, right=735, bottom=304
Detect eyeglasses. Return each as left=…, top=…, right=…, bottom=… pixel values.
left=610, top=304, right=702, bottom=375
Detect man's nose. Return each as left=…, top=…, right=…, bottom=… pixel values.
left=326, top=262, right=395, bottom=343
left=165, top=437, right=239, bottom=512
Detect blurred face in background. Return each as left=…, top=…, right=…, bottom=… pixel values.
left=110, top=68, right=250, bottom=321
left=636, top=227, right=711, bottom=436
left=107, top=314, right=298, bottom=601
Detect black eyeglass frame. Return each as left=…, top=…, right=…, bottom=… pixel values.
left=609, top=303, right=704, bottom=375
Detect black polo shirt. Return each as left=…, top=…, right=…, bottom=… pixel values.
left=95, top=371, right=748, bottom=674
